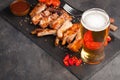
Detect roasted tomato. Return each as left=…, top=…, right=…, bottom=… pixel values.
left=38, top=0, right=60, bottom=7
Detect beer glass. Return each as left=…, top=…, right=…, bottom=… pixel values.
left=80, top=8, right=110, bottom=64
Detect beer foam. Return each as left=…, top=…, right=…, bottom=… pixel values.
left=81, top=8, right=110, bottom=31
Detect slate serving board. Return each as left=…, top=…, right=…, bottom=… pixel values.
left=1, top=0, right=120, bottom=80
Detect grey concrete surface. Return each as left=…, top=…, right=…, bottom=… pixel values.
left=89, top=51, right=120, bottom=80
left=0, top=0, right=120, bottom=80
left=0, top=17, right=78, bottom=80
left=0, top=0, right=13, bottom=11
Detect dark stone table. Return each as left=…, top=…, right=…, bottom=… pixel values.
left=0, top=0, right=120, bottom=80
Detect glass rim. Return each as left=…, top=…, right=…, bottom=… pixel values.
left=81, top=8, right=110, bottom=31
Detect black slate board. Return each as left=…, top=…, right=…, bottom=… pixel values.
left=1, top=0, right=120, bottom=80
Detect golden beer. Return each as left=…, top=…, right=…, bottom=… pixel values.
left=80, top=8, right=110, bottom=64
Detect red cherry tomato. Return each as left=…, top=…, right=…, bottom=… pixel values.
left=38, top=0, right=46, bottom=3
left=83, top=31, right=102, bottom=50
left=52, top=0, right=61, bottom=7
left=84, top=31, right=93, bottom=42
left=75, top=59, right=82, bottom=66
left=63, top=60, right=69, bottom=66
left=107, top=36, right=111, bottom=42
left=104, top=36, right=111, bottom=46
left=64, top=54, right=70, bottom=61
left=85, top=41, right=102, bottom=50
left=63, top=54, right=82, bottom=67
left=38, top=0, right=60, bottom=7
left=68, top=58, right=74, bottom=66
left=45, top=0, right=53, bottom=6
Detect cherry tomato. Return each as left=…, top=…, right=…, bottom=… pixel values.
left=107, top=36, right=111, bottom=42
left=63, top=60, right=69, bottom=66
left=104, top=36, right=111, bottom=46
left=83, top=31, right=102, bottom=50
left=84, top=40, right=102, bottom=50
left=52, top=0, right=61, bottom=7
left=75, top=59, right=82, bottom=66
left=68, top=58, right=74, bottom=66
left=38, top=0, right=46, bottom=3
left=63, top=54, right=70, bottom=61
left=84, top=31, right=93, bottom=42
left=46, top=0, right=53, bottom=6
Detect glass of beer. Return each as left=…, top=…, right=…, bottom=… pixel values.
left=80, top=8, right=110, bottom=64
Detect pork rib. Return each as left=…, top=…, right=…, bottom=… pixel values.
left=50, top=11, right=72, bottom=30
left=30, top=3, right=47, bottom=18
left=31, top=8, right=51, bottom=25
left=39, top=13, right=59, bottom=28
left=57, top=20, right=73, bottom=38
left=62, top=23, right=80, bottom=45
left=67, top=24, right=83, bottom=52
left=37, top=29, right=57, bottom=37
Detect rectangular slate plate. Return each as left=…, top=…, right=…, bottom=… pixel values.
left=1, top=0, right=120, bottom=80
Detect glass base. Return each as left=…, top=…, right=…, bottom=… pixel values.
left=81, top=48, right=105, bottom=64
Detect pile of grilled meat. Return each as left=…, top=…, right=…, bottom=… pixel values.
left=30, top=3, right=83, bottom=52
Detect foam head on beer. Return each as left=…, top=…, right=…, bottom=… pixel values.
left=81, top=8, right=110, bottom=31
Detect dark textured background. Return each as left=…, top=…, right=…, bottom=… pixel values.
left=0, top=0, right=13, bottom=11
left=0, top=0, right=120, bottom=80
left=0, top=17, right=78, bottom=80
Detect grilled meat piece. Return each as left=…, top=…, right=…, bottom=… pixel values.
left=39, top=13, right=59, bottom=28
left=67, top=39, right=83, bottom=52
left=36, top=28, right=57, bottom=37
left=57, top=20, right=73, bottom=38
left=31, top=13, right=43, bottom=25
left=31, top=28, right=43, bottom=35
left=67, top=25, right=82, bottom=52
left=30, top=3, right=84, bottom=52
left=30, top=3, right=47, bottom=18
left=55, top=37, right=60, bottom=46
left=46, top=7, right=63, bottom=15
left=31, top=8, right=51, bottom=25
left=31, top=28, right=56, bottom=37
left=50, top=11, right=72, bottom=30
left=62, top=23, right=80, bottom=45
